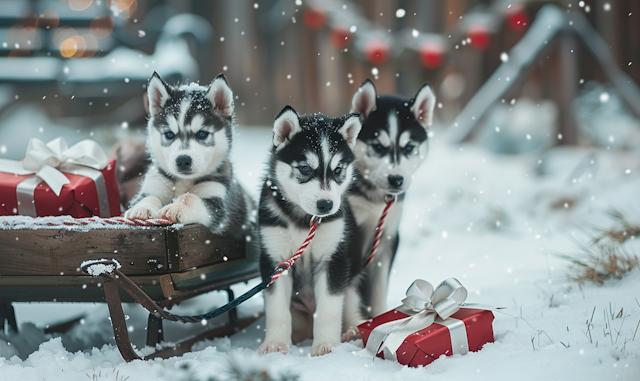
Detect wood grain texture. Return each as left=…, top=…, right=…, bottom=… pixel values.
left=0, top=224, right=247, bottom=277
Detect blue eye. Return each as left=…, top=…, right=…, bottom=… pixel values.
left=373, top=143, right=384, bottom=151
left=197, top=131, right=208, bottom=139
left=405, top=145, right=414, bottom=153
left=334, top=167, right=342, bottom=175
left=299, top=166, right=311, bottom=174
left=165, top=131, right=175, bottom=139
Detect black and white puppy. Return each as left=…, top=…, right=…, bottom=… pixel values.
left=125, top=72, right=254, bottom=238
left=258, top=106, right=362, bottom=356
left=343, top=79, right=436, bottom=333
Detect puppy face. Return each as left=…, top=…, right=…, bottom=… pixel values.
left=351, top=80, right=436, bottom=194
left=146, top=72, right=234, bottom=179
left=271, top=106, right=361, bottom=217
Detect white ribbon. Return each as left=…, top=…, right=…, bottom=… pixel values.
left=357, top=278, right=470, bottom=360
left=0, top=137, right=109, bottom=196
left=0, top=138, right=112, bottom=217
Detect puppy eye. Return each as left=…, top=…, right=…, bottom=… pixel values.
left=373, top=143, right=384, bottom=151
left=196, top=131, right=208, bottom=139
left=404, top=144, right=414, bottom=153
left=334, top=167, right=342, bottom=175
left=165, top=131, right=175, bottom=139
left=299, top=166, right=311, bottom=174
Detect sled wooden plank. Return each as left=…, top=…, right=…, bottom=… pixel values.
left=0, top=228, right=167, bottom=276
left=0, top=224, right=247, bottom=277
left=166, top=226, right=246, bottom=272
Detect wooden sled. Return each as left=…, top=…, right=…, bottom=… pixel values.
left=0, top=222, right=261, bottom=361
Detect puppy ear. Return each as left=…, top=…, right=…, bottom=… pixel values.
left=350, top=79, right=377, bottom=118
left=410, top=82, right=436, bottom=128
left=273, top=106, right=302, bottom=151
left=206, top=73, right=234, bottom=117
left=339, top=113, right=362, bottom=149
left=147, top=72, right=172, bottom=116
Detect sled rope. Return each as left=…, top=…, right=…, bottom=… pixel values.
left=82, top=217, right=321, bottom=324
left=56, top=217, right=173, bottom=227
left=363, top=194, right=397, bottom=267
left=8, top=216, right=173, bottom=227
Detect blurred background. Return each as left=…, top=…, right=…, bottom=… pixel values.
left=0, top=0, right=639, bottom=158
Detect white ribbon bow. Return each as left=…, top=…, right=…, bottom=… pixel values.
left=0, top=137, right=108, bottom=196
left=357, top=278, right=469, bottom=359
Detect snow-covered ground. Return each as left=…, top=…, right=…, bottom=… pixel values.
left=1, top=125, right=639, bottom=380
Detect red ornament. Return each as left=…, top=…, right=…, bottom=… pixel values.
left=419, top=41, right=445, bottom=70
left=467, top=24, right=490, bottom=51
left=303, top=7, right=326, bottom=31
left=365, top=38, right=389, bottom=65
left=506, top=5, right=529, bottom=32
left=330, top=26, right=352, bottom=50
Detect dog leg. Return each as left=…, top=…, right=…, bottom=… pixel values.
left=368, top=253, right=393, bottom=317
left=311, top=273, right=344, bottom=356
left=342, top=285, right=364, bottom=342
left=259, top=273, right=294, bottom=354
left=124, top=196, right=162, bottom=220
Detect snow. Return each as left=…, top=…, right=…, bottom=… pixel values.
left=1, top=125, right=640, bottom=380
left=80, top=259, right=122, bottom=276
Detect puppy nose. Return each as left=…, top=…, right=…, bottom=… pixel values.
left=316, top=200, right=333, bottom=215
left=388, top=175, right=404, bottom=188
left=176, top=155, right=192, bottom=169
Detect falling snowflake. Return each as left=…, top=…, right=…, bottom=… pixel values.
left=599, top=92, right=610, bottom=102
left=396, top=9, right=406, bottom=18
left=371, top=67, right=379, bottom=76
left=500, top=52, right=509, bottom=62
left=138, top=30, right=146, bottom=37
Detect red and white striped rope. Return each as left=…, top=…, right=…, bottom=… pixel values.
left=2, top=216, right=174, bottom=227
left=364, top=195, right=397, bottom=267
left=267, top=217, right=320, bottom=287
left=55, top=217, right=174, bottom=227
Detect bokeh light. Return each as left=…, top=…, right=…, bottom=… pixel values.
left=90, top=15, right=114, bottom=39
left=81, top=34, right=98, bottom=58
left=68, top=0, right=93, bottom=12
left=60, top=37, right=78, bottom=58
left=38, top=10, right=60, bottom=29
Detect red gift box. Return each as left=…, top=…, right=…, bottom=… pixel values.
left=356, top=278, right=495, bottom=368
left=358, top=307, right=494, bottom=367
left=0, top=138, right=121, bottom=218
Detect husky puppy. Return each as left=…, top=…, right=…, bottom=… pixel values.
left=258, top=106, right=362, bottom=356
left=125, top=72, right=253, bottom=237
left=343, top=79, right=436, bottom=334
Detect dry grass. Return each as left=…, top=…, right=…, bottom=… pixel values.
left=594, top=210, right=639, bottom=244
left=558, top=242, right=639, bottom=285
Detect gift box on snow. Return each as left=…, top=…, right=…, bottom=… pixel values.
left=0, top=138, right=120, bottom=218
left=357, top=278, right=495, bottom=368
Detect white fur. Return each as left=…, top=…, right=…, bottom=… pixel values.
left=338, top=115, right=362, bottom=149
left=411, top=84, right=436, bottom=127
left=350, top=81, right=377, bottom=118
left=305, top=152, right=319, bottom=170
left=387, top=112, right=398, bottom=144
left=147, top=75, right=171, bottom=116
left=273, top=109, right=302, bottom=151
left=149, top=125, right=229, bottom=180
left=207, top=76, right=234, bottom=117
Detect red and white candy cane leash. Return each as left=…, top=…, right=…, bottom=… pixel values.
left=363, top=194, right=397, bottom=267
left=267, top=216, right=321, bottom=287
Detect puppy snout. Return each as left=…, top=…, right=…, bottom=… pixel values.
left=316, top=200, right=333, bottom=215
left=388, top=175, right=404, bottom=188
left=176, top=155, right=192, bottom=171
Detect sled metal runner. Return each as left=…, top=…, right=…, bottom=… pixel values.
left=0, top=223, right=261, bottom=361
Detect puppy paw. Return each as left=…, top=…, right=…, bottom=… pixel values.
left=341, top=327, right=361, bottom=342
left=155, top=203, right=188, bottom=223
left=311, top=341, right=338, bottom=357
left=124, top=205, right=154, bottom=220
left=258, top=341, right=290, bottom=355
